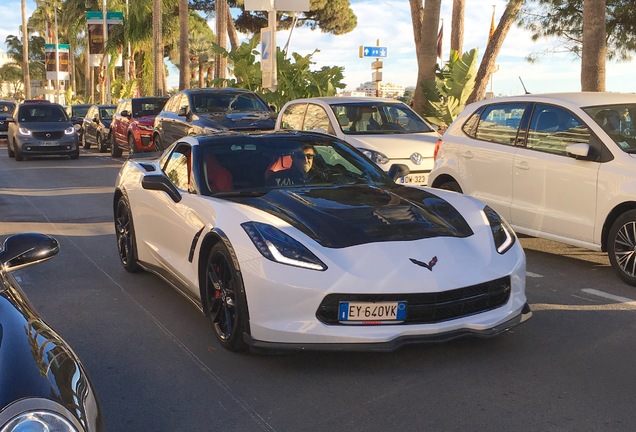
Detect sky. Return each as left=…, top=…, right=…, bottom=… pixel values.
left=2, top=0, right=636, bottom=97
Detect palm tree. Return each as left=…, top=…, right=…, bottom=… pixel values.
left=409, top=0, right=442, bottom=114
left=22, top=0, right=31, bottom=99
left=179, top=0, right=190, bottom=90
left=581, top=0, right=606, bottom=91
left=450, top=0, right=465, bottom=56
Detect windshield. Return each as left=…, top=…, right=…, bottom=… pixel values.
left=330, top=102, right=435, bottom=135
left=191, top=92, right=270, bottom=114
left=100, top=107, right=115, bottom=120
left=72, top=106, right=90, bottom=118
left=131, top=98, right=167, bottom=117
left=0, top=102, right=16, bottom=115
left=195, top=134, right=394, bottom=197
left=583, top=103, right=636, bottom=153
left=18, top=105, right=68, bottom=122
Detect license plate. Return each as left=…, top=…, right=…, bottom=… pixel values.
left=399, top=173, right=429, bottom=186
left=339, top=301, right=407, bottom=323
left=41, top=141, right=58, bottom=146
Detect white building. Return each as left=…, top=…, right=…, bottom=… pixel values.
left=354, top=81, right=406, bottom=98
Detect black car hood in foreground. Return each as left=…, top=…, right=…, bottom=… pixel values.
left=199, top=111, right=275, bottom=131
left=0, top=280, right=103, bottom=431
left=237, top=185, right=473, bottom=248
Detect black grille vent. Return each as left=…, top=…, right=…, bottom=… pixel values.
left=316, top=276, right=511, bottom=325
left=33, top=131, right=65, bottom=140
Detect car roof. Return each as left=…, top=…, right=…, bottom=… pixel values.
left=285, top=96, right=405, bottom=105
left=180, top=88, right=256, bottom=95
left=473, top=92, right=636, bottom=108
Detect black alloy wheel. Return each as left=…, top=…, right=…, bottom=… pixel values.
left=7, top=138, right=14, bottom=157
left=205, top=243, right=248, bottom=351
left=608, top=209, right=636, bottom=286
left=153, top=135, right=163, bottom=152
left=111, top=135, right=123, bottom=157
left=128, top=134, right=137, bottom=154
left=115, top=197, right=140, bottom=273
left=97, top=134, right=106, bottom=152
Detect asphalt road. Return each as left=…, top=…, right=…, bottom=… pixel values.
left=1, top=144, right=636, bottom=432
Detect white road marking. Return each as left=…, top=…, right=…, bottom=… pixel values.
left=530, top=289, right=636, bottom=312
left=526, top=271, right=543, bottom=278
left=581, top=288, right=636, bottom=304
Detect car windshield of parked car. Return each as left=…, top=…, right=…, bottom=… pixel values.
left=131, top=98, right=167, bottom=117
left=191, top=93, right=270, bottom=114
left=0, top=101, right=16, bottom=114
left=72, top=105, right=90, bottom=118
left=193, top=135, right=394, bottom=196
left=329, top=102, right=435, bottom=135
left=583, top=104, right=636, bottom=153
left=18, top=105, right=68, bottom=122
left=100, top=107, right=115, bottom=119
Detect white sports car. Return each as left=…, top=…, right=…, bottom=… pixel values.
left=114, top=131, right=531, bottom=352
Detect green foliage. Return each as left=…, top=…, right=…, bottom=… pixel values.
left=111, top=78, right=140, bottom=103
left=0, top=64, right=24, bottom=100
left=190, top=0, right=357, bottom=35
left=420, top=49, right=479, bottom=129
left=209, top=34, right=346, bottom=110
left=518, top=0, right=636, bottom=61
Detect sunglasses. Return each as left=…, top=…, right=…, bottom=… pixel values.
left=299, top=153, right=314, bottom=159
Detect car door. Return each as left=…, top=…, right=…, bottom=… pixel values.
left=510, top=103, right=599, bottom=243
left=135, top=142, right=204, bottom=295
left=83, top=106, right=96, bottom=144
left=457, top=103, right=528, bottom=221
left=113, top=100, right=130, bottom=146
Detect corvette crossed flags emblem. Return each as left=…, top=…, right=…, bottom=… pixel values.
left=409, top=256, right=438, bottom=271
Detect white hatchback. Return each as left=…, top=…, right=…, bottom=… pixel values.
left=276, top=97, right=441, bottom=186
left=429, top=92, right=636, bottom=285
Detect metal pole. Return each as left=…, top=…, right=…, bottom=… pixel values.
left=54, top=1, right=60, bottom=104
left=21, top=0, right=31, bottom=100
left=102, top=0, right=111, bottom=103
left=124, top=0, right=130, bottom=82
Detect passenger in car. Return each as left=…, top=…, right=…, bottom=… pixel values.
left=265, top=145, right=322, bottom=186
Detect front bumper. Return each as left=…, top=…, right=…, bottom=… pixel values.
left=245, top=303, right=532, bottom=352
left=15, top=136, right=78, bottom=156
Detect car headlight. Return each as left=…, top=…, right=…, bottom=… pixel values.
left=1, top=411, right=78, bottom=432
left=241, top=222, right=327, bottom=271
left=65, top=126, right=76, bottom=135
left=483, top=206, right=516, bottom=254
left=358, top=148, right=389, bottom=165
left=137, top=125, right=153, bottom=131
left=18, top=127, right=32, bottom=136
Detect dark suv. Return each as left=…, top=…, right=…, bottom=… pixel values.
left=7, top=101, right=79, bottom=161
left=109, top=97, right=168, bottom=157
left=0, top=100, right=16, bottom=140
left=152, top=88, right=275, bottom=150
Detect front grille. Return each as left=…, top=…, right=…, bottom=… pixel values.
left=33, top=131, right=64, bottom=140
left=140, top=135, right=152, bottom=146
left=316, top=276, right=511, bottom=325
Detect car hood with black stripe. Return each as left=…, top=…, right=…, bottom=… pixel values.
left=235, top=185, right=473, bottom=248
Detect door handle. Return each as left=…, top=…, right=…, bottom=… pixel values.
left=460, top=151, right=473, bottom=159
left=515, top=161, right=530, bottom=170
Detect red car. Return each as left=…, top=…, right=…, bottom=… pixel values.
left=109, top=97, right=168, bottom=157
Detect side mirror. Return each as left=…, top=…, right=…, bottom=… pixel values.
left=177, top=107, right=188, bottom=117
left=0, top=233, right=59, bottom=273
left=141, top=174, right=182, bottom=203
left=566, top=143, right=590, bottom=158
left=387, top=163, right=410, bottom=181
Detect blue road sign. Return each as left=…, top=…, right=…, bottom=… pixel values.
left=359, top=46, right=388, bottom=58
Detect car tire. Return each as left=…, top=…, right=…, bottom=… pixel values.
left=15, top=145, right=23, bottom=161
left=153, top=135, right=163, bottom=152
left=128, top=134, right=138, bottom=154
left=70, top=147, right=80, bottom=159
left=204, top=242, right=249, bottom=352
left=7, top=138, right=14, bottom=158
left=608, top=209, right=636, bottom=286
left=439, top=181, right=462, bottom=193
left=111, top=137, right=123, bottom=157
left=97, top=134, right=106, bottom=152
left=114, top=197, right=140, bottom=273
left=83, top=133, right=90, bottom=149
